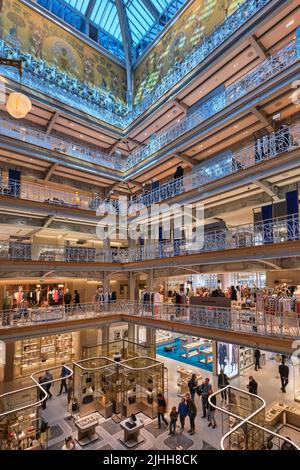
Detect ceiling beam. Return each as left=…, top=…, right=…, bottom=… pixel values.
left=85, top=0, right=97, bottom=18
left=44, top=163, right=59, bottom=181
left=141, top=0, right=160, bottom=19
left=28, top=215, right=56, bottom=236
left=254, top=179, right=280, bottom=202
left=115, top=0, right=133, bottom=104
left=250, top=106, right=274, bottom=131
left=45, top=111, right=60, bottom=135
left=173, top=152, right=196, bottom=168
left=108, top=139, right=123, bottom=156
left=248, top=34, right=268, bottom=60
left=172, top=99, right=189, bottom=114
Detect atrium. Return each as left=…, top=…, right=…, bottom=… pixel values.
left=0, top=0, right=300, bottom=455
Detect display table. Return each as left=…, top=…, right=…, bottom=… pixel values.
left=198, top=347, right=212, bottom=364
left=75, top=413, right=99, bottom=446
left=181, top=341, right=202, bottom=357
left=120, top=417, right=144, bottom=448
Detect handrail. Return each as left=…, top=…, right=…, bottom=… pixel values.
left=0, top=0, right=270, bottom=129
left=1, top=120, right=299, bottom=213
left=208, top=385, right=300, bottom=450
left=0, top=300, right=300, bottom=339
left=0, top=213, right=298, bottom=262
left=0, top=364, right=73, bottom=418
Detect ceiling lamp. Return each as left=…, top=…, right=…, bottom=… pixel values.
left=0, top=58, right=32, bottom=119
left=6, top=91, right=31, bottom=118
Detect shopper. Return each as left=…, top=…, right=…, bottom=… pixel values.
left=207, top=389, right=217, bottom=429
left=247, top=376, right=258, bottom=395
left=67, top=376, right=74, bottom=405
left=217, top=368, right=230, bottom=403
left=280, top=436, right=296, bottom=450
left=279, top=360, right=289, bottom=393
left=254, top=348, right=261, bottom=371
left=230, top=286, right=237, bottom=301
left=57, top=363, right=69, bottom=395
left=174, top=165, right=184, bottom=180
left=64, top=288, right=72, bottom=313
left=185, top=393, right=197, bottom=435
left=178, top=397, right=188, bottom=432
left=198, top=378, right=212, bottom=418
left=38, top=376, right=48, bottom=409
left=188, top=374, right=198, bottom=401
left=169, top=406, right=178, bottom=436
left=156, top=392, right=168, bottom=428
left=43, top=370, right=54, bottom=399
left=73, top=290, right=80, bottom=305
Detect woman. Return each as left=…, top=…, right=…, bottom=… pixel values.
left=178, top=397, right=188, bottom=432
left=207, top=389, right=217, bottom=429
left=156, top=392, right=168, bottom=428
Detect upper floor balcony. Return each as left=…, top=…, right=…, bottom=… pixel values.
left=0, top=213, right=299, bottom=265
left=1, top=37, right=298, bottom=179
left=0, top=0, right=278, bottom=130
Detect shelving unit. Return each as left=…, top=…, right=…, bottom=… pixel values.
left=239, top=347, right=254, bottom=372
left=14, top=333, right=75, bottom=377
left=0, top=408, right=42, bottom=450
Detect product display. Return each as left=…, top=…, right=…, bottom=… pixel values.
left=0, top=406, right=42, bottom=450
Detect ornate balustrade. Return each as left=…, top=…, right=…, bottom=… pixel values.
left=0, top=0, right=270, bottom=130
left=125, top=40, right=298, bottom=170
left=1, top=299, right=300, bottom=340
left=0, top=213, right=298, bottom=264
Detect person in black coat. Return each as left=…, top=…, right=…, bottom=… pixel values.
left=247, top=376, right=258, bottom=395
left=279, top=361, right=289, bottom=393
left=254, top=348, right=261, bottom=371
left=174, top=166, right=184, bottom=179
left=188, top=374, right=198, bottom=401
left=217, top=369, right=230, bottom=402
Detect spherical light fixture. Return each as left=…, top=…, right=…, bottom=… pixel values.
left=6, top=91, right=32, bottom=119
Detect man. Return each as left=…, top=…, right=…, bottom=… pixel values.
left=43, top=370, right=54, bottom=399
left=57, top=363, right=69, bottom=395
left=254, top=348, right=261, bottom=371
left=185, top=393, right=197, bottom=435
left=279, top=360, right=289, bottom=393
left=199, top=378, right=212, bottom=418
left=64, top=288, right=72, bottom=313
left=38, top=376, right=48, bottom=409
left=217, top=368, right=230, bottom=403
left=247, top=376, right=258, bottom=395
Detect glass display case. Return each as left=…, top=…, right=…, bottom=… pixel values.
left=82, top=339, right=149, bottom=360
left=0, top=386, right=43, bottom=450
left=293, top=357, right=300, bottom=403
left=73, top=356, right=165, bottom=419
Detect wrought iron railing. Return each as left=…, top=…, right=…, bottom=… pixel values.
left=0, top=213, right=298, bottom=262
left=0, top=40, right=297, bottom=176
left=132, top=0, right=270, bottom=112
left=1, top=300, right=300, bottom=339
left=0, top=0, right=270, bottom=130
left=0, top=116, right=122, bottom=170
left=209, top=386, right=300, bottom=450
left=1, top=122, right=299, bottom=213
left=129, top=122, right=300, bottom=207
left=125, top=40, right=298, bottom=170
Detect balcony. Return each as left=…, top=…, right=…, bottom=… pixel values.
left=0, top=0, right=270, bottom=129
left=1, top=300, right=300, bottom=341
left=0, top=213, right=299, bottom=264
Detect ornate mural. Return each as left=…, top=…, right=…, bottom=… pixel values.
left=133, top=0, right=246, bottom=104
left=0, top=0, right=126, bottom=103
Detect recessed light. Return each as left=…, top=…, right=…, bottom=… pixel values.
left=177, top=119, right=180, bottom=122
left=79, top=134, right=83, bottom=138
left=144, top=132, right=148, bottom=136
left=286, top=19, right=294, bottom=27
left=233, top=63, right=239, bottom=68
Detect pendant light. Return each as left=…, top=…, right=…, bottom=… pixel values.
left=0, top=58, right=32, bottom=119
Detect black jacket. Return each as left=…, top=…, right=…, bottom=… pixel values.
left=254, top=349, right=261, bottom=359
left=218, top=372, right=229, bottom=388
left=279, top=364, right=289, bottom=378
left=248, top=379, right=258, bottom=395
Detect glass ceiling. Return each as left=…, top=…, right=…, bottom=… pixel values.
left=37, top=0, right=186, bottom=60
